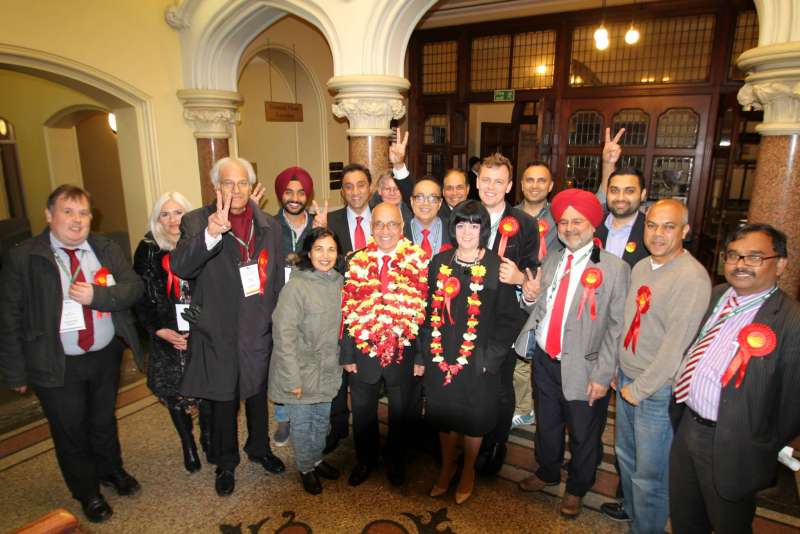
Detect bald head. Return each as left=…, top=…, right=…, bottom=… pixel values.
left=645, top=199, right=690, bottom=264
left=371, top=202, right=404, bottom=253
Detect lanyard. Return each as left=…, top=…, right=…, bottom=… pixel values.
left=695, top=286, right=777, bottom=340
left=230, top=221, right=255, bottom=262
left=544, top=247, right=593, bottom=303
left=53, top=249, right=83, bottom=284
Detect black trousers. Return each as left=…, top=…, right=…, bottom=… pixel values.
left=34, top=340, right=124, bottom=501
left=211, top=389, right=269, bottom=471
left=349, top=376, right=415, bottom=467
left=531, top=345, right=608, bottom=497
left=329, top=370, right=350, bottom=439
left=669, top=410, right=756, bottom=534
left=480, top=348, right=517, bottom=451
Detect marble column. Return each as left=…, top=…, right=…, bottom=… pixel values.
left=329, top=75, right=410, bottom=180
left=177, top=89, right=242, bottom=205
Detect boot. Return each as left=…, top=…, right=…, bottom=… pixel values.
left=167, top=401, right=201, bottom=473
left=197, top=399, right=213, bottom=464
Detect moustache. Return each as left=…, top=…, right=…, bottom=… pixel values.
left=732, top=269, right=755, bottom=277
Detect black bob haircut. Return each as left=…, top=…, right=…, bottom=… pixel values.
left=295, top=227, right=345, bottom=273
left=448, top=200, right=491, bottom=248
left=608, top=167, right=646, bottom=191
left=723, top=223, right=788, bottom=258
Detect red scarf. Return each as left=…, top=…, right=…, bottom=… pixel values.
left=229, top=202, right=255, bottom=261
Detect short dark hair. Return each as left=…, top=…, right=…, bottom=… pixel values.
left=524, top=160, right=553, bottom=176
left=341, top=163, right=372, bottom=184
left=448, top=200, right=491, bottom=248
left=47, top=184, right=92, bottom=211
left=468, top=156, right=481, bottom=168
left=413, top=176, right=442, bottom=193
left=296, top=227, right=344, bottom=272
left=723, top=223, right=788, bottom=258
left=608, top=167, right=645, bottom=191
left=443, top=168, right=467, bottom=182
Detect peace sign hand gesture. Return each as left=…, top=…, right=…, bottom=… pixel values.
left=389, top=126, right=409, bottom=169
left=603, top=127, right=625, bottom=166
left=207, top=189, right=232, bottom=238
left=311, top=200, right=329, bottom=229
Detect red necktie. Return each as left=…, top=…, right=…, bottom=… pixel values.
left=420, top=228, right=432, bottom=256
left=379, top=256, right=391, bottom=291
left=62, top=248, right=94, bottom=351
left=354, top=215, right=366, bottom=250
left=544, top=254, right=573, bottom=359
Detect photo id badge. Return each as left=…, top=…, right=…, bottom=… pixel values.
left=239, top=261, right=261, bottom=297
left=105, top=274, right=116, bottom=286
left=175, top=304, right=190, bottom=332
left=60, top=300, right=86, bottom=333
left=284, top=266, right=292, bottom=284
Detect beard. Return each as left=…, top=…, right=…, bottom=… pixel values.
left=608, top=201, right=639, bottom=219
left=282, top=201, right=305, bottom=215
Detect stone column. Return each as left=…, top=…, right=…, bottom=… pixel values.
left=177, top=89, right=242, bottom=205
left=328, top=75, right=409, bottom=180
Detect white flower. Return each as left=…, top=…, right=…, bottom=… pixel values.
left=463, top=333, right=477, bottom=341
left=457, top=357, right=468, bottom=365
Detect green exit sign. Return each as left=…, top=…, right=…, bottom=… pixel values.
left=494, top=89, right=515, bottom=102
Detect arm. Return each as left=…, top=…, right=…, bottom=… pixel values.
left=170, top=213, right=222, bottom=280
left=484, top=282, right=522, bottom=372
left=777, top=308, right=800, bottom=446
left=597, top=127, right=625, bottom=204
left=91, top=239, right=144, bottom=312
left=0, top=253, right=26, bottom=389
left=271, top=282, right=304, bottom=393
left=591, top=261, right=630, bottom=387
left=132, top=241, right=163, bottom=336
left=390, top=127, right=416, bottom=206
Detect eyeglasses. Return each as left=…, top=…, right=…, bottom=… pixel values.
left=220, top=180, right=251, bottom=191
left=722, top=251, right=781, bottom=267
left=412, top=194, right=442, bottom=204
left=372, top=221, right=401, bottom=231
left=381, top=186, right=400, bottom=194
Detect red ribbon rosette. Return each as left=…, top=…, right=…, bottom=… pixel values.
left=442, top=276, right=461, bottom=325
left=161, top=253, right=181, bottom=299
left=538, top=219, right=549, bottom=260
left=257, top=249, right=269, bottom=295
left=593, top=237, right=604, bottom=250
left=625, top=241, right=637, bottom=254
left=497, top=216, right=520, bottom=258
left=624, top=285, right=651, bottom=354
left=93, top=267, right=111, bottom=318
left=439, top=243, right=453, bottom=253
left=577, top=267, right=603, bottom=321
left=721, top=323, right=776, bottom=388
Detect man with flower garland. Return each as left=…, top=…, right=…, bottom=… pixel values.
left=340, top=202, right=429, bottom=487
left=514, top=188, right=629, bottom=518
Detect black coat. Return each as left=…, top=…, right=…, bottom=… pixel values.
left=170, top=201, right=284, bottom=401
left=0, top=230, right=143, bottom=388
left=594, top=211, right=648, bottom=268
left=328, top=207, right=356, bottom=254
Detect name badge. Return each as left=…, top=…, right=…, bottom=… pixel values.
left=240, top=262, right=261, bottom=297
left=175, top=304, right=190, bottom=332
left=284, top=266, right=292, bottom=284
left=105, top=274, right=116, bottom=286
left=60, top=300, right=86, bottom=333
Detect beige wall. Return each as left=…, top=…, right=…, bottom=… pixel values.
left=468, top=102, right=515, bottom=159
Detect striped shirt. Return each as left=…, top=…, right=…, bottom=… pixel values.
left=410, top=217, right=444, bottom=254
left=686, top=286, right=773, bottom=421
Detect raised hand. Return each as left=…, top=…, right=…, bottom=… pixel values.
left=207, top=189, right=232, bottom=238
left=389, top=126, right=409, bottom=169
left=311, top=199, right=329, bottom=228
left=522, top=267, right=543, bottom=302
left=603, top=127, right=625, bottom=166
left=250, top=182, right=266, bottom=207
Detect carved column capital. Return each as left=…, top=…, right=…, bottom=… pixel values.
left=177, top=88, right=242, bottom=139
left=738, top=42, right=800, bottom=135
left=327, top=75, right=410, bottom=137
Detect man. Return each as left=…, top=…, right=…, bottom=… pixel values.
left=467, top=156, right=481, bottom=200
left=616, top=199, right=711, bottom=533
left=0, top=185, right=143, bottom=523
left=670, top=223, right=800, bottom=533
left=405, top=177, right=450, bottom=255
left=340, top=203, right=428, bottom=487
left=474, top=153, right=539, bottom=475
left=515, top=188, right=629, bottom=518
left=171, top=157, right=286, bottom=497
left=440, top=168, right=470, bottom=219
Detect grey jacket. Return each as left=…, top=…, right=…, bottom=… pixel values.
left=269, top=269, right=344, bottom=404
left=515, top=246, right=629, bottom=401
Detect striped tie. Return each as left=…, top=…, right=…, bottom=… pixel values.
left=674, top=295, right=738, bottom=403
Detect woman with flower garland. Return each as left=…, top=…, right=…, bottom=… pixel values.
left=420, top=200, right=522, bottom=504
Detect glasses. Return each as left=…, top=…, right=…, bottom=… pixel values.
left=220, top=180, right=251, bottom=191
left=372, top=221, right=401, bottom=231
left=412, top=194, right=442, bottom=204
left=381, top=186, right=400, bottom=194
left=722, top=251, right=781, bottom=267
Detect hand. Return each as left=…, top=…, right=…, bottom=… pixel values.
left=620, top=383, right=639, bottom=406
left=207, top=189, right=232, bottom=239
left=610, top=373, right=619, bottom=391
left=389, top=127, right=409, bottom=169
left=291, top=387, right=302, bottom=399
left=499, top=257, right=524, bottom=285
left=311, top=200, right=329, bottom=229
left=156, top=328, right=190, bottom=351
left=603, top=127, right=625, bottom=166
left=181, top=304, right=202, bottom=326
left=586, top=381, right=609, bottom=407
left=522, top=267, right=543, bottom=302
left=13, top=386, right=27, bottom=394
left=250, top=183, right=266, bottom=207
left=69, top=281, right=94, bottom=305
left=343, top=363, right=357, bottom=374
left=413, top=364, right=425, bottom=377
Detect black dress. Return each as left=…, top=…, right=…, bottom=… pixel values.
left=420, top=248, right=521, bottom=437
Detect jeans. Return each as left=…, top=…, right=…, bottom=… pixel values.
left=286, top=402, right=331, bottom=473
left=615, top=370, right=673, bottom=534
left=274, top=403, right=289, bottom=423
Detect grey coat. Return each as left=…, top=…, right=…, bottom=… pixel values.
left=515, top=245, right=629, bottom=401
left=268, top=269, right=343, bottom=404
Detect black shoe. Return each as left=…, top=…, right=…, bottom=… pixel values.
left=322, top=433, right=341, bottom=455
left=80, top=495, right=113, bottom=523
left=301, top=471, right=323, bottom=495
left=348, top=463, right=372, bottom=486
left=600, top=501, right=631, bottom=522
left=248, top=451, right=285, bottom=474
left=314, top=461, right=340, bottom=480
left=183, top=443, right=201, bottom=473
left=215, top=469, right=235, bottom=496
left=100, top=469, right=141, bottom=496
left=386, top=462, right=405, bottom=487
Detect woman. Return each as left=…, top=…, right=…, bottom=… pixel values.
left=369, top=173, right=413, bottom=221
left=269, top=228, right=344, bottom=495
left=133, top=192, right=210, bottom=473
left=420, top=200, right=520, bottom=504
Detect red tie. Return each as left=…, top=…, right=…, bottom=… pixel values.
left=379, top=256, right=391, bottom=291
left=420, top=228, right=432, bottom=256
left=354, top=215, right=366, bottom=250
left=62, top=248, right=94, bottom=351
left=544, top=254, right=573, bottom=359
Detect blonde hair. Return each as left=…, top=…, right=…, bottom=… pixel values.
left=481, top=153, right=514, bottom=179
left=149, top=192, right=193, bottom=251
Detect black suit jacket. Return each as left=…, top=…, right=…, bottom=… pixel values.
left=594, top=211, right=648, bottom=268
left=671, top=284, right=800, bottom=500
left=327, top=207, right=355, bottom=254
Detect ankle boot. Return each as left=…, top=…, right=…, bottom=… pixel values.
left=167, top=402, right=201, bottom=473
left=197, top=399, right=213, bottom=463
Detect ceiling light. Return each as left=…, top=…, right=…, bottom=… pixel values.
left=0, top=119, right=6, bottom=137
left=625, top=24, right=640, bottom=45
left=107, top=113, right=118, bottom=134
left=535, top=64, right=547, bottom=75
left=662, top=75, right=671, bottom=82
left=594, top=25, right=609, bottom=50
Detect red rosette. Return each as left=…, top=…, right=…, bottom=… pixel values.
left=625, top=241, right=637, bottom=254
left=439, top=243, right=453, bottom=253
left=577, top=267, right=603, bottom=321
left=721, top=323, right=777, bottom=388
left=538, top=219, right=549, bottom=260
left=593, top=236, right=604, bottom=250
left=257, top=249, right=269, bottom=295
left=624, top=285, right=651, bottom=354
left=442, top=276, right=461, bottom=325
left=497, top=216, right=520, bottom=257
left=161, top=253, right=181, bottom=299
left=93, top=267, right=111, bottom=318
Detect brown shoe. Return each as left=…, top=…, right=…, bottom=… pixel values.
left=518, top=474, right=557, bottom=493
left=559, top=493, right=582, bottom=518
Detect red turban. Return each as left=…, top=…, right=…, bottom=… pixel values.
left=274, top=166, right=314, bottom=200
left=551, top=188, right=603, bottom=228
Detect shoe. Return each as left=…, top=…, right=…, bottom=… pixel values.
left=511, top=411, right=536, bottom=428
left=322, top=432, right=341, bottom=455
left=215, top=469, right=235, bottom=496
left=455, top=469, right=475, bottom=505
left=80, top=495, right=113, bottom=523
left=559, top=493, right=582, bottom=518
left=600, top=501, right=631, bottom=522
left=300, top=470, right=322, bottom=495
left=100, top=469, right=141, bottom=496
left=314, top=461, right=340, bottom=480
left=273, top=421, right=291, bottom=447
left=430, top=461, right=458, bottom=497
left=518, top=473, right=558, bottom=493
left=182, top=443, right=201, bottom=473
left=348, top=463, right=372, bottom=486
left=248, top=451, right=285, bottom=474
left=386, top=462, right=405, bottom=487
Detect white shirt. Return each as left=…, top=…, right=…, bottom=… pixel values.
left=535, top=241, right=594, bottom=358
left=486, top=205, right=506, bottom=250
left=346, top=205, right=372, bottom=248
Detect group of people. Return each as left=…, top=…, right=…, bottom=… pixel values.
left=0, top=126, right=798, bottom=534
